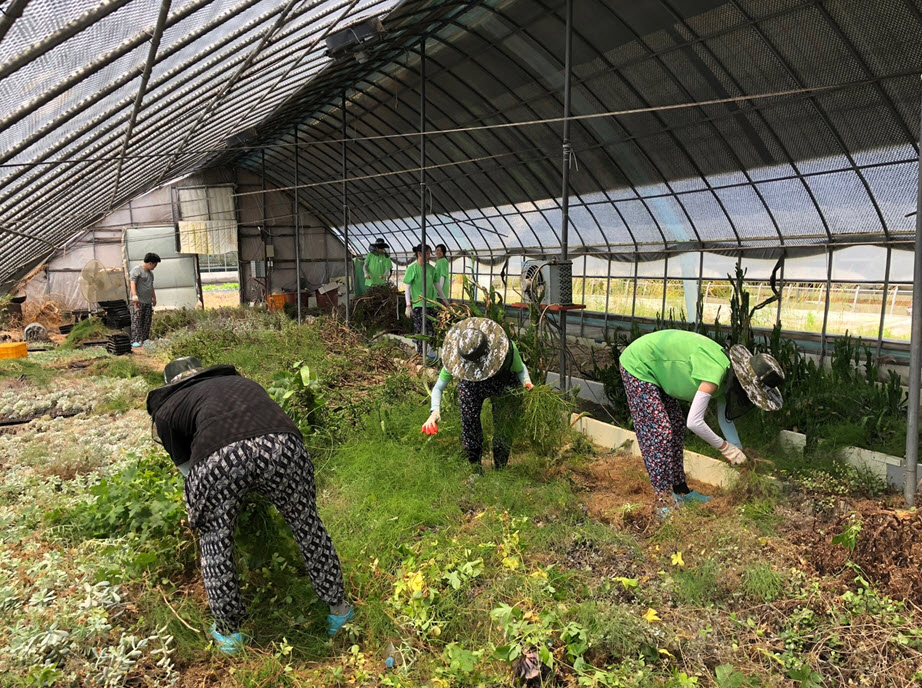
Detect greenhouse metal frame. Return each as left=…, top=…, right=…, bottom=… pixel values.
left=1, top=0, right=921, bottom=501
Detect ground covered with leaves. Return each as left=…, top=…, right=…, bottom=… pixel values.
left=1, top=308, right=920, bottom=688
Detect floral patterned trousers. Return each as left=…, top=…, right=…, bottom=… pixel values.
left=619, top=365, right=687, bottom=496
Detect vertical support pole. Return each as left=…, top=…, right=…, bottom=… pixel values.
left=294, top=126, right=302, bottom=324
left=580, top=254, right=587, bottom=336
left=819, top=246, right=833, bottom=364
left=262, top=148, right=271, bottom=303
left=697, top=250, right=704, bottom=327
left=876, top=247, right=892, bottom=359
left=630, top=258, right=638, bottom=327
left=661, top=255, right=668, bottom=319
left=558, top=0, right=574, bottom=392
left=776, top=257, right=784, bottom=327
left=341, top=90, right=351, bottom=326
left=603, top=252, right=612, bottom=333
left=903, top=85, right=922, bottom=505
left=419, top=36, right=429, bottom=361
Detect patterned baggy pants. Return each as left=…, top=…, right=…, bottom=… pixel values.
left=619, top=365, right=687, bottom=496
left=458, top=370, right=520, bottom=467
left=411, top=307, right=433, bottom=354
left=130, top=302, right=153, bottom=343
left=184, top=433, right=345, bottom=634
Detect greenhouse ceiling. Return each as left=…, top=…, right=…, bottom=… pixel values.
left=1, top=0, right=921, bottom=288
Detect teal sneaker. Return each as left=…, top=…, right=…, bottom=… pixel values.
left=327, top=604, right=355, bottom=636
left=210, top=624, right=245, bottom=655
left=675, top=490, right=712, bottom=505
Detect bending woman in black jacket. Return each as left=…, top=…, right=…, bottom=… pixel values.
left=146, top=357, right=353, bottom=654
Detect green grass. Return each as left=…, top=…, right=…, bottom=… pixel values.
left=8, top=309, right=922, bottom=688
left=88, top=356, right=162, bottom=387
left=203, top=282, right=239, bottom=291
left=742, top=563, right=784, bottom=602
left=0, top=357, right=55, bottom=385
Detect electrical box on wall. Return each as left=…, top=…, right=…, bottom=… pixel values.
left=265, top=245, right=275, bottom=259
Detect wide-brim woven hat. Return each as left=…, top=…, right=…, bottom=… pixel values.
left=728, top=345, right=784, bottom=411
left=442, top=317, right=509, bottom=382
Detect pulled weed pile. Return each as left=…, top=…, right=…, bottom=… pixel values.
left=350, top=284, right=404, bottom=334
left=499, top=384, right=574, bottom=458
left=59, top=316, right=112, bottom=349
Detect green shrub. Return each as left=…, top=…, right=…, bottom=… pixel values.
left=46, top=449, right=184, bottom=542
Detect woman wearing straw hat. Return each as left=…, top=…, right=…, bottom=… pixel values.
left=364, top=238, right=393, bottom=286
left=421, top=318, right=533, bottom=470
left=146, top=357, right=354, bottom=654
left=618, top=330, right=784, bottom=510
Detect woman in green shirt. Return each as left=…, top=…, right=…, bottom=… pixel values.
left=434, top=244, right=450, bottom=305
left=403, top=244, right=436, bottom=356
left=619, top=330, right=784, bottom=509
left=422, top=318, right=532, bottom=470
left=364, top=238, right=393, bottom=286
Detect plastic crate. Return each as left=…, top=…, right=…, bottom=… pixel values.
left=0, top=342, right=27, bottom=359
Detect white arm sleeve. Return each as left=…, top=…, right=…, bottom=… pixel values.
left=517, top=365, right=531, bottom=386
left=686, top=391, right=725, bottom=449
left=405, top=288, right=412, bottom=307
left=430, top=376, right=449, bottom=412
left=435, top=280, right=447, bottom=300
left=716, top=398, right=742, bottom=448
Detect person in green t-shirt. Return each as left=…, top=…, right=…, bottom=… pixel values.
left=403, top=244, right=437, bottom=356
left=363, top=238, right=393, bottom=286
left=619, top=330, right=784, bottom=510
left=421, top=318, right=533, bottom=470
left=433, top=244, right=450, bottom=305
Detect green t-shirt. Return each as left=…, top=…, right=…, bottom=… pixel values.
left=619, top=330, right=730, bottom=402
left=438, top=341, right=526, bottom=383
left=434, top=257, right=450, bottom=288
left=403, top=262, right=436, bottom=307
left=365, top=252, right=393, bottom=286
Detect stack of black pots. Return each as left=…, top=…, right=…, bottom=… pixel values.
left=106, top=333, right=133, bottom=355
left=98, top=300, right=132, bottom=329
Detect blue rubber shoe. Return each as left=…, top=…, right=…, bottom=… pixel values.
left=327, top=604, right=355, bottom=636
left=210, top=624, right=245, bottom=655
left=675, top=490, right=712, bottom=505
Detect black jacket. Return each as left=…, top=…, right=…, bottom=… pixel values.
left=146, top=366, right=301, bottom=467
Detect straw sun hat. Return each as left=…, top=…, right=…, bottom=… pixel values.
left=728, top=345, right=785, bottom=412
left=441, top=318, right=510, bottom=382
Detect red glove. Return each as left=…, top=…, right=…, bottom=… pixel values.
left=421, top=410, right=440, bottom=435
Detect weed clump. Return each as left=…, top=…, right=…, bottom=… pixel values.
left=60, top=316, right=110, bottom=349
left=506, top=384, right=574, bottom=458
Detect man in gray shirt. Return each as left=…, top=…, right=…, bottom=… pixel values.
left=129, top=252, right=161, bottom=347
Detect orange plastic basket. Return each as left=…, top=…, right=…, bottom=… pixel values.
left=267, top=293, right=287, bottom=312
left=0, top=342, right=27, bottom=359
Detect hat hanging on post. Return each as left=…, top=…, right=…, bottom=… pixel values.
left=370, top=238, right=389, bottom=249
left=441, top=317, right=510, bottom=381
left=728, top=345, right=784, bottom=411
